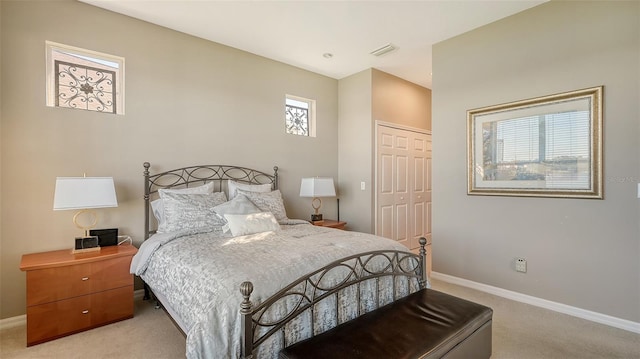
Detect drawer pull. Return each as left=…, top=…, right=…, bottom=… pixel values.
left=81, top=277, right=89, bottom=281
left=82, top=310, right=89, bottom=314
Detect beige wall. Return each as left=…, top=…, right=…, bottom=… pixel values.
left=338, top=69, right=431, bottom=233
left=0, top=4, right=3, bottom=317
left=432, top=1, right=639, bottom=322
left=337, top=70, right=373, bottom=233
left=372, top=69, right=432, bottom=131
left=0, top=0, right=338, bottom=319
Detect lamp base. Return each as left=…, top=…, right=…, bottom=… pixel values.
left=311, top=213, right=323, bottom=222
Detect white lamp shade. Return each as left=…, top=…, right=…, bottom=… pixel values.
left=300, top=177, right=336, bottom=198
left=53, top=177, right=118, bottom=210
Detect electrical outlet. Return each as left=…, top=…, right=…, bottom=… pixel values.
left=515, top=258, right=527, bottom=273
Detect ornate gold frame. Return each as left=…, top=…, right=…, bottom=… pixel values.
left=467, top=86, right=603, bottom=199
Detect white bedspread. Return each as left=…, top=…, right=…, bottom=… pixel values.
left=131, top=222, right=421, bottom=359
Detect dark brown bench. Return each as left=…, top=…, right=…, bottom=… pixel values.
left=279, top=288, right=493, bottom=359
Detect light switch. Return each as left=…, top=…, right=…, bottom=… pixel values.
left=361, top=182, right=366, bottom=190
left=637, top=183, right=640, bottom=198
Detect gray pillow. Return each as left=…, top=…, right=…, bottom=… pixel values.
left=227, top=180, right=272, bottom=200
left=158, top=191, right=227, bottom=233
left=151, top=182, right=215, bottom=225
left=236, top=189, right=289, bottom=223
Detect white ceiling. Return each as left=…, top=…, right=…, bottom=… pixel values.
left=81, top=0, right=546, bottom=89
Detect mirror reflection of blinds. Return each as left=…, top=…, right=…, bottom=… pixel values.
left=496, top=116, right=539, bottom=163
left=545, top=111, right=590, bottom=161
left=495, top=111, right=589, bottom=164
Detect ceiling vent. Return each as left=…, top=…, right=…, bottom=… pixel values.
left=370, top=44, right=397, bottom=57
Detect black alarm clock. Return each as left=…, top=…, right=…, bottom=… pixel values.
left=74, top=236, right=99, bottom=250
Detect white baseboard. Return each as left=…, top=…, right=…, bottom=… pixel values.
left=431, top=272, right=640, bottom=334
left=0, top=289, right=148, bottom=331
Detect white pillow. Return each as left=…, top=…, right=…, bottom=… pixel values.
left=157, top=191, right=227, bottom=233
left=224, top=212, right=280, bottom=236
left=213, top=194, right=261, bottom=217
left=213, top=194, right=262, bottom=232
left=228, top=180, right=272, bottom=200
left=237, top=189, right=289, bottom=223
left=151, top=182, right=215, bottom=226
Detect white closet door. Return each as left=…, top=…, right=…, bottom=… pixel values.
left=409, top=134, right=431, bottom=250
left=376, top=124, right=431, bottom=252
left=377, top=128, right=410, bottom=248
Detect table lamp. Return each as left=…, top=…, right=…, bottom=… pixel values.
left=53, top=176, right=118, bottom=252
left=299, top=177, right=336, bottom=222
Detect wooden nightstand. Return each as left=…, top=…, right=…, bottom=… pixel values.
left=19, top=244, right=137, bottom=346
left=312, top=219, right=347, bottom=230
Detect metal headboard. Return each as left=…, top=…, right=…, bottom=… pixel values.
left=143, top=162, right=278, bottom=240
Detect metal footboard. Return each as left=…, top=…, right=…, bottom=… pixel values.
left=240, top=237, right=428, bottom=358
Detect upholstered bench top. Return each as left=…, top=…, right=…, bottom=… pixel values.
left=279, top=288, right=493, bottom=359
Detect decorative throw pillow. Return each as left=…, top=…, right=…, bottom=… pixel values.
left=213, top=194, right=262, bottom=232
left=213, top=193, right=262, bottom=217
left=236, top=189, right=289, bottom=223
left=228, top=180, right=272, bottom=200
left=224, top=212, right=280, bottom=237
left=157, top=191, right=227, bottom=233
left=151, top=182, right=215, bottom=225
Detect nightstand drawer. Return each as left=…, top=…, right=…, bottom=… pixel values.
left=26, top=286, right=133, bottom=346
left=26, top=256, right=133, bottom=306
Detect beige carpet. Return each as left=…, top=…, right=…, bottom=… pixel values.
left=1, top=279, right=638, bottom=358
left=431, top=280, right=640, bottom=359
left=0, top=299, right=186, bottom=359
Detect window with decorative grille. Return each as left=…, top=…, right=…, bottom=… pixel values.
left=46, top=41, right=125, bottom=115
left=285, top=95, right=315, bottom=137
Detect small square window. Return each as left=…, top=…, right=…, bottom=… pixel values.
left=285, top=95, right=315, bottom=137
left=46, top=41, right=125, bottom=115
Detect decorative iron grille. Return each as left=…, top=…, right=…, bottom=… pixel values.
left=285, top=104, right=309, bottom=136
left=55, top=60, right=116, bottom=114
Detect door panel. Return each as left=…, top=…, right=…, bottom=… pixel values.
left=395, top=204, right=408, bottom=243
left=380, top=154, right=394, bottom=194
left=377, top=125, right=431, bottom=252
left=381, top=133, right=393, bottom=147
left=380, top=205, right=393, bottom=240
left=395, top=135, right=408, bottom=150
left=413, top=202, right=424, bottom=237
left=413, top=157, right=424, bottom=192
left=395, top=155, right=408, bottom=194
left=426, top=202, right=431, bottom=234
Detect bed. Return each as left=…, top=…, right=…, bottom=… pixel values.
left=131, top=162, right=429, bottom=358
